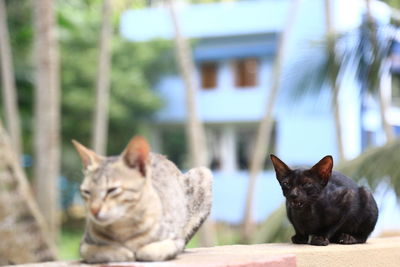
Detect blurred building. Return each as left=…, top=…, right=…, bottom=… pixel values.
left=120, top=0, right=400, bottom=231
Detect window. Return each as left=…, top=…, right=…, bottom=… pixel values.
left=200, top=62, right=217, bottom=89
left=234, top=58, right=258, bottom=88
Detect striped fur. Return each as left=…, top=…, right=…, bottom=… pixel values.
left=73, top=136, right=212, bottom=263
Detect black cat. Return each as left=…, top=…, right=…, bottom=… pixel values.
left=270, top=154, right=378, bottom=246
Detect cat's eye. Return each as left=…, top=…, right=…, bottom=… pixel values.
left=282, top=182, right=290, bottom=188
left=303, top=183, right=313, bottom=188
left=81, top=189, right=91, bottom=197
left=106, top=187, right=121, bottom=196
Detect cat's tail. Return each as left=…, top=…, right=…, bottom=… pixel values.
left=181, top=167, right=213, bottom=244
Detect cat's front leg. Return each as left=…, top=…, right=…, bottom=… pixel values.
left=136, top=239, right=184, bottom=261
left=291, top=234, right=308, bottom=244
left=331, top=233, right=365, bottom=244
left=310, top=235, right=329, bottom=246
left=80, top=242, right=135, bottom=263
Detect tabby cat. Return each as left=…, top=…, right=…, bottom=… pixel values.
left=72, top=136, right=213, bottom=263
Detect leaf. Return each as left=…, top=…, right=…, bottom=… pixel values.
left=337, top=140, right=400, bottom=198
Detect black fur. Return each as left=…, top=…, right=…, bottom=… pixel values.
left=270, top=154, right=378, bottom=246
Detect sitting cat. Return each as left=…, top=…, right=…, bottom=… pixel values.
left=270, top=154, right=378, bottom=246
left=72, top=136, right=213, bottom=262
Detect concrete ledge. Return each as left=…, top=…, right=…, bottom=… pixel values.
left=198, top=237, right=400, bottom=267
left=6, top=237, right=400, bottom=267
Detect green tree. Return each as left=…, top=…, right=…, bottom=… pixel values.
left=92, top=0, right=113, bottom=155
left=2, top=0, right=174, bottom=234
left=33, top=0, right=61, bottom=243
left=324, top=0, right=346, bottom=161
left=0, top=120, right=57, bottom=264
left=57, top=1, right=175, bottom=208
left=365, top=0, right=395, bottom=142
left=2, top=0, right=34, bottom=157
left=0, top=0, right=22, bottom=155
left=58, top=0, right=170, bottom=154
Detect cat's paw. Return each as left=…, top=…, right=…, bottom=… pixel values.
left=107, top=246, right=135, bottom=262
left=336, top=233, right=359, bottom=244
left=291, top=234, right=308, bottom=244
left=81, top=243, right=135, bottom=263
left=136, top=240, right=180, bottom=261
left=310, top=235, right=329, bottom=246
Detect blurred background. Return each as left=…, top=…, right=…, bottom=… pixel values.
left=1, top=0, right=400, bottom=264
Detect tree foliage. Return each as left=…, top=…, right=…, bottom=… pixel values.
left=337, top=140, right=400, bottom=198
left=3, top=0, right=34, bottom=154
left=59, top=0, right=176, bottom=197
left=3, top=0, right=175, bottom=197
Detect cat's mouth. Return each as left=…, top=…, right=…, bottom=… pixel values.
left=91, top=215, right=114, bottom=226
left=291, top=200, right=304, bottom=208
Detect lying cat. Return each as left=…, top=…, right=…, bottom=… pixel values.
left=270, top=154, right=378, bottom=246
left=72, top=136, right=213, bottom=262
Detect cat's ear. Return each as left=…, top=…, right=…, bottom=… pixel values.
left=121, top=136, right=150, bottom=177
left=72, top=140, right=103, bottom=169
left=310, top=155, right=333, bottom=185
left=270, top=154, right=292, bottom=180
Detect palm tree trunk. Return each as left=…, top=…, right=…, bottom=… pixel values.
left=0, top=120, right=57, bottom=264
left=33, top=0, right=60, bottom=244
left=365, top=0, right=395, bottom=142
left=378, top=64, right=395, bottom=142
left=331, top=84, right=345, bottom=160
left=325, top=0, right=346, bottom=161
left=92, top=0, right=113, bottom=155
left=166, top=0, right=215, bottom=247
left=241, top=0, right=300, bottom=242
left=0, top=0, right=22, bottom=155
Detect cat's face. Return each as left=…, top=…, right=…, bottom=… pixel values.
left=73, top=136, right=150, bottom=225
left=270, top=155, right=333, bottom=210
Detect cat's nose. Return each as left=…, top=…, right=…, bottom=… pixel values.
left=289, top=188, right=299, bottom=199
left=90, top=205, right=101, bottom=216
